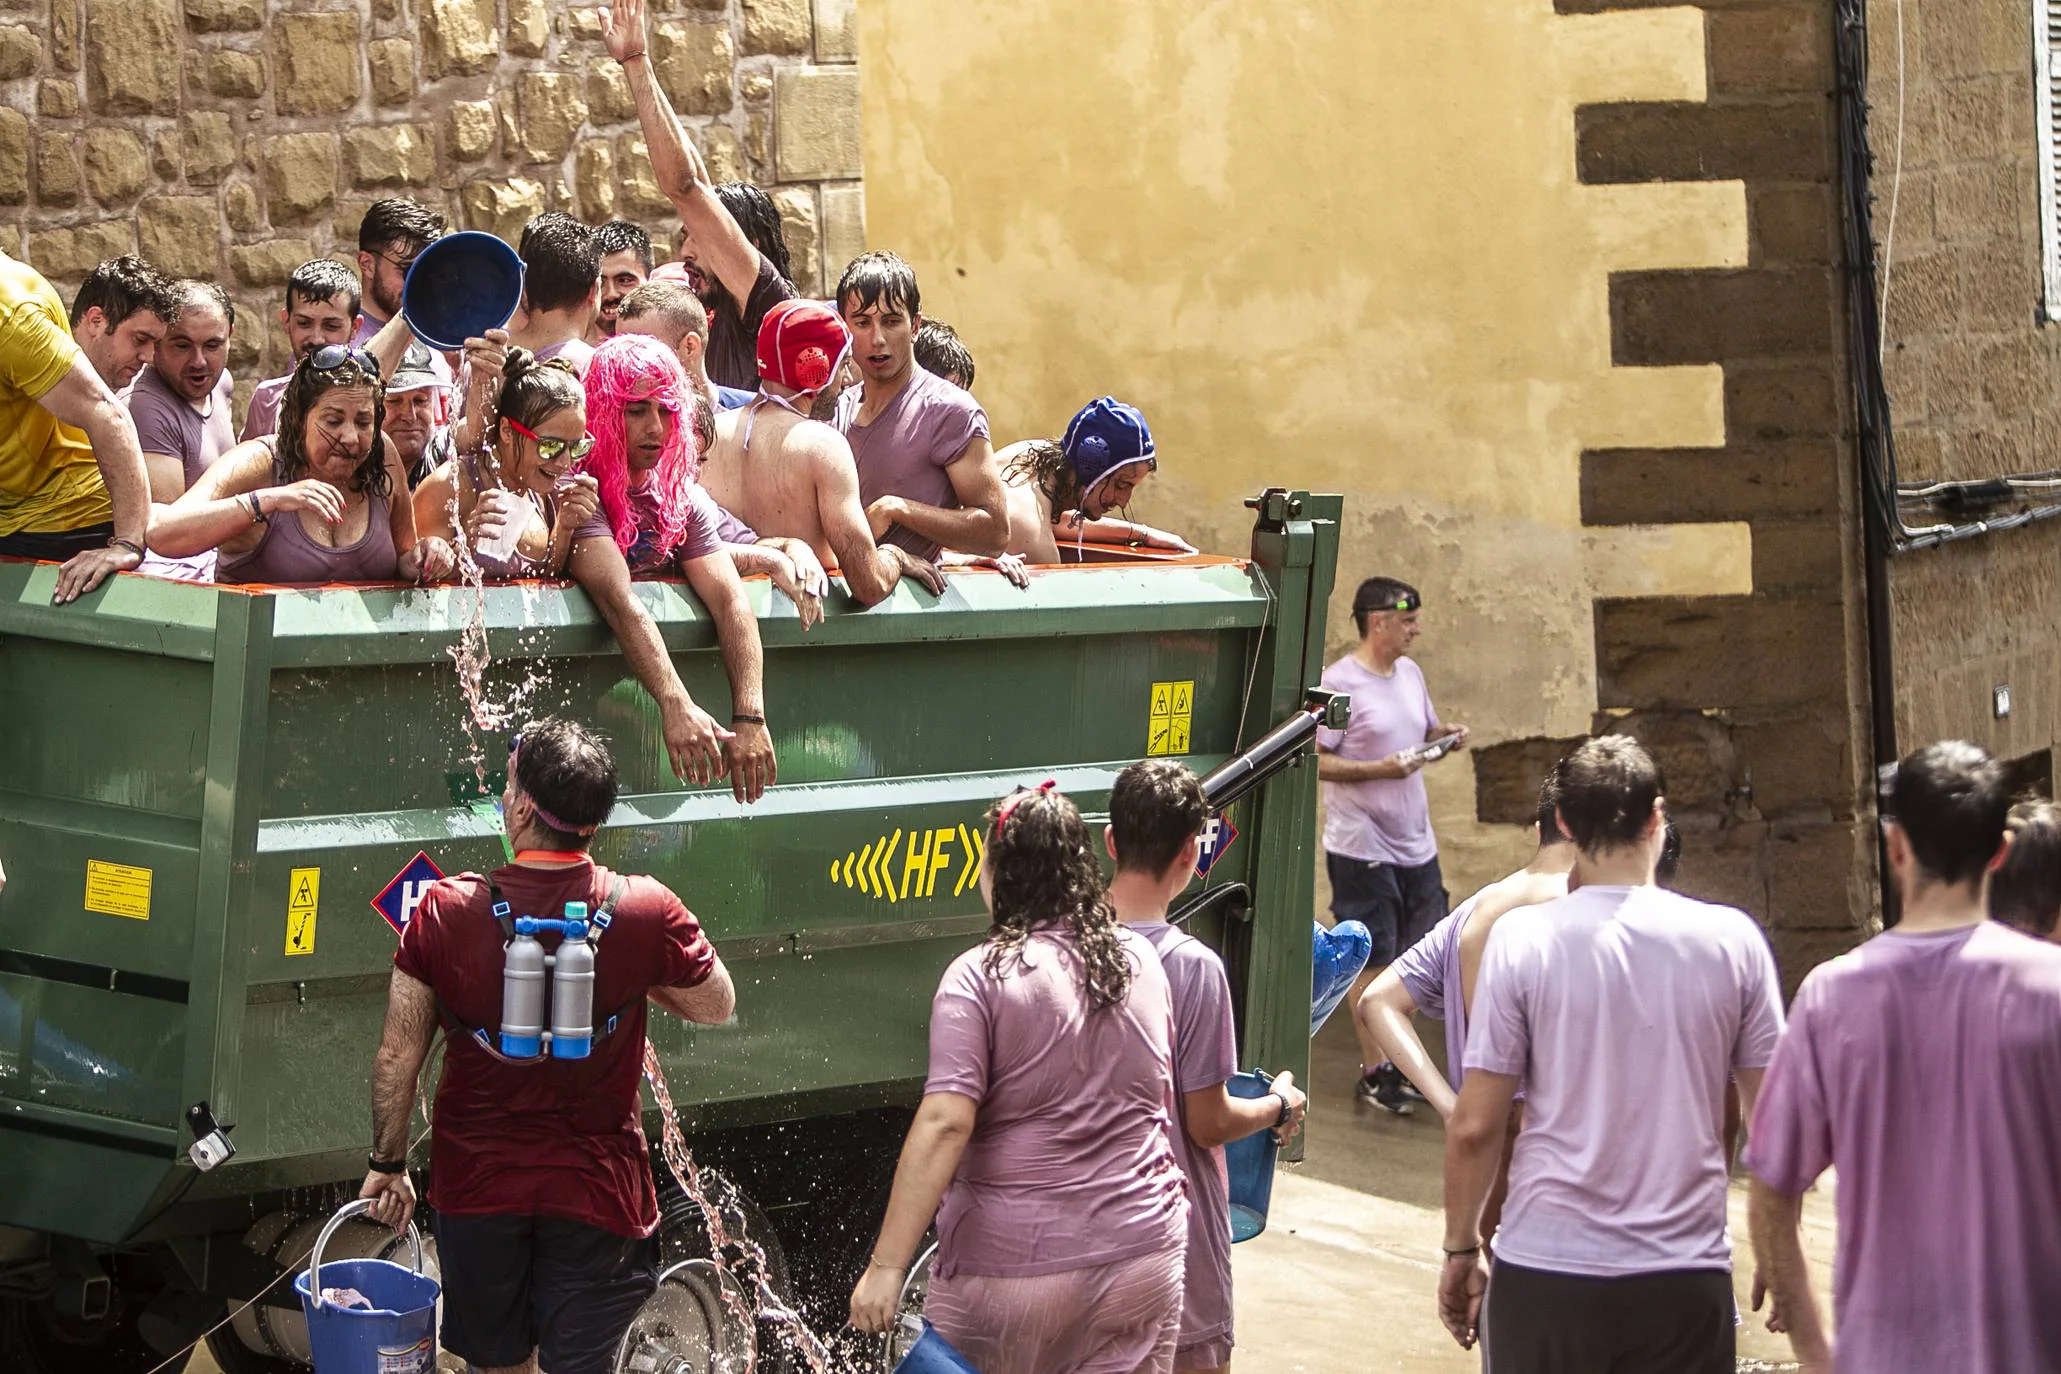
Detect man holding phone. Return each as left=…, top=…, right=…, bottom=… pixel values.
left=1317, top=575, right=1469, bottom=1113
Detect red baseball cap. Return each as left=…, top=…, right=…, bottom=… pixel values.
left=756, top=298, right=851, bottom=395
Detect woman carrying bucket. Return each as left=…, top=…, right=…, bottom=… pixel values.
left=850, top=782, right=1190, bottom=1373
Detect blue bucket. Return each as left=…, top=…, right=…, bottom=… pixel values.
left=895, top=1320, right=981, bottom=1373
left=401, top=230, right=525, bottom=351
left=1224, top=1069, right=1280, bottom=1243
left=1311, top=919, right=1373, bottom=1038
left=292, top=1201, right=439, bottom=1374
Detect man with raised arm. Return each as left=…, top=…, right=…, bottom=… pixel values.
left=603, top=0, right=797, bottom=392
left=697, top=299, right=943, bottom=608
left=0, top=248, right=154, bottom=603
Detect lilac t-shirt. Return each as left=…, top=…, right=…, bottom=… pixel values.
left=1133, top=921, right=1238, bottom=1354
left=536, top=336, right=595, bottom=377
left=623, top=478, right=725, bottom=573
left=126, top=365, right=237, bottom=489
left=1467, top=885, right=1784, bottom=1277
left=1316, top=655, right=1438, bottom=865
left=1745, top=923, right=2061, bottom=1373
left=925, top=927, right=1188, bottom=1280
left=834, top=365, right=989, bottom=562
left=242, top=372, right=291, bottom=441
left=1390, top=894, right=1479, bottom=1085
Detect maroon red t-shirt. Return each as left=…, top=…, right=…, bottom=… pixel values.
left=394, top=859, right=716, bottom=1237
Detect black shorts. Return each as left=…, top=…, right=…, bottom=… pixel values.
left=1483, top=1259, right=1734, bottom=1373
left=432, top=1210, right=660, bottom=1374
left=1326, top=851, right=1447, bottom=967
left=0, top=522, right=114, bottom=561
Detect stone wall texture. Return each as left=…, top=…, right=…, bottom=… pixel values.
left=1866, top=0, right=2061, bottom=772
left=2, top=0, right=866, bottom=403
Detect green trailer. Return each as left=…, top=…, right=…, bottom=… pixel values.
left=0, top=489, right=1342, bottom=1372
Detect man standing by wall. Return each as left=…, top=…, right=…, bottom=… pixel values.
left=590, top=221, right=653, bottom=344
left=1748, top=742, right=2061, bottom=1372
left=358, top=718, right=736, bottom=1374
left=512, top=213, right=603, bottom=376
left=242, top=259, right=363, bottom=441
left=126, top=280, right=237, bottom=501
left=1317, top=576, right=1468, bottom=1110
left=68, top=256, right=175, bottom=395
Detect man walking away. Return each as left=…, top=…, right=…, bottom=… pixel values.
left=1439, top=736, right=1784, bottom=1371
left=1318, top=575, right=1469, bottom=1111
left=1108, top=759, right=1308, bottom=1374
left=1748, top=742, right=2061, bottom=1373
left=358, top=718, right=736, bottom=1374
left=1988, top=797, right=2061, bottom=941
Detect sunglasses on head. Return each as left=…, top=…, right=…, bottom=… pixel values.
left=503, top=415, right=596, bottom=463
left=308, top=344, right=383, bottom=380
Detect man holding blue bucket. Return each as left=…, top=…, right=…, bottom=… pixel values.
left=359, top=718, right=737, bottom=1374
left=1108, top=759, right=1308, bottom=1374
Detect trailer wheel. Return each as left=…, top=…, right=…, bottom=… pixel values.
left=204, top=1325, right=305, bottom=1373
left=648, top=1164, right=805, bottom=1372
left=0, top=1286, right=191, bottom=1374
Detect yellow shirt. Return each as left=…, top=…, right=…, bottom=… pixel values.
left=0, top=250, right=109, bottom=537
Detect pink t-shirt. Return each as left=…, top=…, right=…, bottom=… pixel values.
left=1316, top=654, right=1438, bottom=865
left=1467, top=885, right=1784, bottom=1277
left=1390, top=894, right=1480, bottom=1086
left=924, top=927, right=1188, bottom=1280
left=834, top=365, right=988, bottom=562
left=1133, top=921, right=1238, bottom=1354
left=623, top=478, right=724, bottom=573
left=241, top=372, right=290, bottom=441
left=1745, top=922, right=2061, bottom=1373
left=126, top=365, right=237, bottom=490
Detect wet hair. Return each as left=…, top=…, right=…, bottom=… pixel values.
left=583, top=333, right=698, bottom=562
left=1351, top=576, right=1421, bottom=635
left=1886, top=741, right=2010, bottom=887
left=837, top=250, right=921, bottom=318
left=714, top=182, right=793, bottom=288
left=617, top=280, right=709, bottom=346
left=595, top=220, right=655, bottom=273
left=1003, top=439, right=1082, bottom=514
left=914, top=319, right=973, bottom=387
left=1657, top=817, right=1682, bottom=885
left=518, top=212, right=601, bottom=315
left=69, top=255, right=176, bottom=329
left=358, top=197, right=446, bottom=257
left=690, top=393, right=717, bottom=456
left=491, top=346, right=586, bottom=439
left=1991, top=799, right=2061, bottom=937
left=513, top=717, right=619, bottom=848
left=1555, top=736, right=1664, bottom=854
left=982, top=785, right=1133, bottom=1013
left=1535, top=765, right=1572, bottom=845
left=286, top=257, right=362, bottom=318
left=171, top=278, right=234, bottom=329
left=1109, top=759, right=1209, bottom=878
left=274, top=351, right=388, bottom=502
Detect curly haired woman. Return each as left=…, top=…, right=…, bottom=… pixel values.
left=851, top=783, right=1189, bottom=1373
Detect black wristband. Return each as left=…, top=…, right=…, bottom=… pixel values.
left=367, top=1153, right=406, bottom=1175
left=732, top=713, right=765, bottom=725
left=108, top=536, right=145, bottom=557
left=1272, top=1092, right=1292, bottom=1128
left=1442, top=1244, right=1481, bottom=1259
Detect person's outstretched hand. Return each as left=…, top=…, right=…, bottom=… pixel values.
left=600, top=0, right=646, bottom=63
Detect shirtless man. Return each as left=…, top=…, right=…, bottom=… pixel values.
left=697, top=299, right=943, bottom=608
left=990, top=398, right=1196, bottom=563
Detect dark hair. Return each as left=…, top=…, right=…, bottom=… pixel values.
left=491, top=347, right=585, bottom=438
left=1535, top=765, right=1571, bottom=845
left=714, top=182, right=793, bottom=287
left=982, top=786, right=1133, bottom=1012
left=1657, top=817, right=1682, bottom=885
left=837, top=250, right=921, bottom=319
left=357, top=197, right=446, bottom=256
left=914, top=319, right=973, bottom=386
left=518, top=212, right=602, bottom=315
left=1991, top=799, right=2061, bottom=937
left=286, top=258, right=362, bottom=318
left=1351, top=576, right=1421, bottom=635
left=69, top=255, right=176, bottom=329
left=1110, top=759, right=1209, bottom=877
left=170, top=278, right=235, bottom=329
left=1555, top=736, right=1664, bottom=854
left=690, top=393, right=717, bottom=456
left=595, top=220, right=654, bottom=273
left=1887, top=741, right=2010, bottom=887
left=513, top=717, right=619, bottom=849
left=1002, top=439, right=1081, bottom=513
left=617, top=279, right=708, bottom=344
left=275, top=352, right=389, bottom=502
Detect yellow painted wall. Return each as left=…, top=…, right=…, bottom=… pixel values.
left=857, top=0, right=1754, bottom=895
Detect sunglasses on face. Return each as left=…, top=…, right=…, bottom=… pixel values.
left=309, top=344, right=383, bottom=380
left=504, top=416, right=596, bottom=463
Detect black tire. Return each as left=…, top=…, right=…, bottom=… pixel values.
left=204, top=1324, right=308, bottom=1374
left=652, top=1162, right=803, bottom=1374
left=0, top=1289, right=192, bottom=1374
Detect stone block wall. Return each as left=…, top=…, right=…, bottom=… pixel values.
left=2, top=0, right=867, bottom=404
left=1865, top=0, right=2061, bottom=767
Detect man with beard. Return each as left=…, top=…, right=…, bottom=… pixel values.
left=603, top=0, right=796, bottom=392
left=69, top=256, right=176, bottom=394
left=241, top=259, right=362, bottom=440
left=589, top=221, right=652, bottom=344
left=353, top=198, right=456, bottom=386
left=126, top=280, right=237, bottom=496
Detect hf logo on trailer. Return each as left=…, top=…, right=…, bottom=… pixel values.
left=372, top=851, right=446, bottom=935
left=1194, top=813, right=1239, bottom=879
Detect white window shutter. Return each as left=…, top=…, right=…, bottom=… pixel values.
left=2036, top=0, right=2061, bottom=317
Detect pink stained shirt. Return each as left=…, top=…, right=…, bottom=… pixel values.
left=1316, top=654, right=1439, bottom=866
left=1466, top=884, right=1785, bottom=1277
left=924, top=927, right=1189, bottom=1280
left=1744, top=921, right=2061, bottom=1374
left=834, top=365, right=988, bottom=562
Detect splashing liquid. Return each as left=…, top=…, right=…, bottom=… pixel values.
left=443, top=475, right=558, bottom=788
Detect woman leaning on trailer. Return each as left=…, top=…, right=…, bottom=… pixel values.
left=851, top=782, right=1191, bottom=1374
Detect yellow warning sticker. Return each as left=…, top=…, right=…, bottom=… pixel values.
left=285, top=867, right=320, bottom=956
left=84, top=860, right=153, bottom=921
left=1148, top=679, right=1195, bottom=756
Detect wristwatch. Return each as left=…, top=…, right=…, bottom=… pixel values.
left=367, top=1153, right=407, bottom=1175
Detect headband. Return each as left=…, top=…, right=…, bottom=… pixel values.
left=996, top=779, right=1057, bottom=834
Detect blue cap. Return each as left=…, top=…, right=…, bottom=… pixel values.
left=1061, top=398, right=1156, bottom=494
left=402, top=231, right=525, bottom=352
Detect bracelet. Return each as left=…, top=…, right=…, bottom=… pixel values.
left=107, top=536, right=145, bottom=557
left=246, top=492, right=268, bottom=524
left=1441, top=1244, right=1481, bottom=1259
left=1272, top=1092, right=1292, bottom=1128
left=620, top=50, right=646, bottom=64
left=732, top=713, right=765, bottom=725
left=367, top=1153, right=407, bottom=1175
left=868, top=1255, right=908, bottom=1273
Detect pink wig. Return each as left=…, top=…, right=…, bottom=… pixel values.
left=580, top=333, right=700, bottom=561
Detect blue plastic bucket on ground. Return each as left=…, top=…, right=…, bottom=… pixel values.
left=1225, top=1069, right=1280, bottom=1243
left=895, top=1319, right=981, bottom=1372
left=292, top=1201, right=439, bottom=1374
left=1311, top=919, right=1373, bottom=1038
